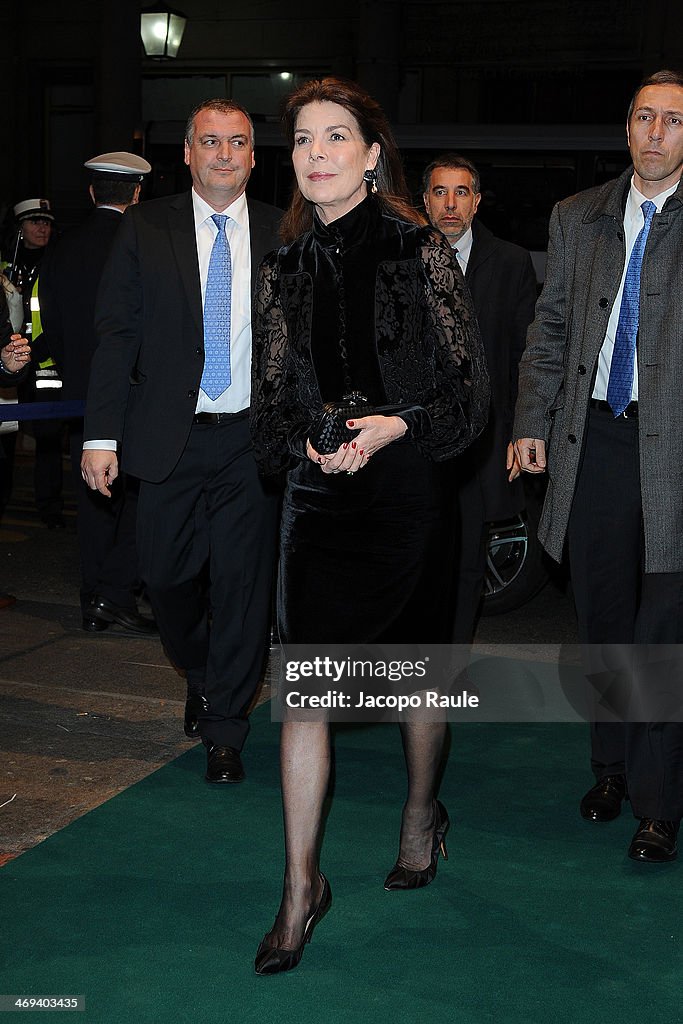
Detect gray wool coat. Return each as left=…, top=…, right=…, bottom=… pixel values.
left=513, top=165, right=683, bottom=572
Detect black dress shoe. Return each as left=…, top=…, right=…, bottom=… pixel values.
left=184, top=692, right=209, bottom=738
left=205, top=744, right=245, bottom=784
left=580, top=774, right=627, bottom=822
left=255, top=874, right=332, bottom=976
left=628, top=818, right=679, bottom=863
left=82, top=614, right=108, bottom=632
left=88, top=595, right=157, bottom=635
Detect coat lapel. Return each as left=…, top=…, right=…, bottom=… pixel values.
left=465, top=221, right=497, bottom=281
left=168, top=192, right=203, bottom=337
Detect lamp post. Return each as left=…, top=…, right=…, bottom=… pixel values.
left=140, top=5, right=187, bottom=59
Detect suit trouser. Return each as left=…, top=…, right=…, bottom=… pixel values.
left=567, top=405, right=683, bottom=820
left=0, top=432, right=17, bottom=517
left=69, top=428, right=140, bottom=614
left=32, top=416, right=64, bottom=517
left=136, top=416, right=278, bottom=751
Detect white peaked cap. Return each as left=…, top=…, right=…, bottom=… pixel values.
left=84, top=152, right=152, bottom=180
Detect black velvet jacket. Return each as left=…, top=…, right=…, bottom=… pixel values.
left=250, top=199, right=489, bottom=475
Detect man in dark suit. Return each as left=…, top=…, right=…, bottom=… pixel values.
left=423, top=154, right=537, bottom=641
left=513, top=70, right=683, bottom=862
left=40, top=151, right=156, bottom=635
left=82, top=99, right=281, bottom=783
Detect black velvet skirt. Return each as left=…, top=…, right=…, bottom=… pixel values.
left=278, top=439, right=454, bottom=644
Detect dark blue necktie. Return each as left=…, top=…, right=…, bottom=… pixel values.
left=201, top=213, right=232, bottom=400
left=607, top=199, right=656, bottom=416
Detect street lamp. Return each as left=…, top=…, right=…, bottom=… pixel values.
left=140, top=5, right=187, bottom=59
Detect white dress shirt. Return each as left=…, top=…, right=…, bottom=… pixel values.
left=592, top=176, right=678, bottom=402
left=192, top=188, right=252, bottom=414
left=451, top=226, right=473, bottom=275
left=85, top=188, right=253, bottom=451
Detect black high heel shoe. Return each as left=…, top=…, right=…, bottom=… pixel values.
left=383, top=800, right=449, bottom=891
left=254, top=874, right=332, bottom=975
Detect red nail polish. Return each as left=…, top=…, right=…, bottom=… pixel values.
left=359, top=449, right=364, bottom=455
left=351, top=442, right=357, bottom=449
left=348, top=420, right=355, bottom=427
left=343, top=443, right=348, bottom=449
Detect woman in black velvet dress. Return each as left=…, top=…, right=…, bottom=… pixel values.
left=250, top=77, right=488, bottom=975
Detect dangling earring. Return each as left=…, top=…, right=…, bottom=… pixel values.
left=363, top=168, right=378, bottom=194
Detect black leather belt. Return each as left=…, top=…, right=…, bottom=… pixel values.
left=589, top=398, right=638, bottom=418
left=192, top=409, right=249, bottom=425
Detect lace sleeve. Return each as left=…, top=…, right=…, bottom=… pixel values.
left=416, top=228, right=490, bottom=461
left=250, top=252, right=307, bottom=475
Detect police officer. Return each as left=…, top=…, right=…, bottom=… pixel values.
left=39, top=152, right=157, bottom=635
left=3, top=199, right=64, bottom=528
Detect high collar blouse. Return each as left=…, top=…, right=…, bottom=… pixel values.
left=309, top=197, right=386, bottom=405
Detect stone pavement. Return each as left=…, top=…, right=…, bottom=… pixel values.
left=0, top=448, right=273, bottom=863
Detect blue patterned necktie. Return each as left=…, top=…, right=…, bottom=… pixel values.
left=201, top=213, right=232, bottom=400
left=606, top=199, right=656, bottom=416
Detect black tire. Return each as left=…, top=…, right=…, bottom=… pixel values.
left=481, top=479, right=550, bottom=615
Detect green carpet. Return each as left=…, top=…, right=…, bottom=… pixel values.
left=1, top=710, right=680, bottom=1023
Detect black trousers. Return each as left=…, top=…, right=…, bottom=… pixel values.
left=567, top=405, right=683, bottom=820
left=0, top=431, right=17, bottom=517
left=32, top=416, right=64, bottom=517
left=69, top=427, right=140, bottom=614
left=0, top=419, right=63, bottom=517
left=19, top=375, right=64, bottom=517
left=136, top=417, right=278, bottom=751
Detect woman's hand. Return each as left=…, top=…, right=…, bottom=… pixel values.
left=306, top=415, right=407, bottom=475
left=1, top=335, right=31, bottom=374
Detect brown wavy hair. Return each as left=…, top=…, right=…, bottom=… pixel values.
left=280, top=77, right=424, bottom=243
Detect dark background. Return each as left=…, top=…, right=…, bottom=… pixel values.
left=0, top=1, right=679, bottom=259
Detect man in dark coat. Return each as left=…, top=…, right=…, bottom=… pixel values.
left=423, top=154, right=537, bottom=641
left=513, top=70, right=683, bottom=863
left=82, top=100, right=281, bottom=783
left=39, top=151, right=156, bottom=635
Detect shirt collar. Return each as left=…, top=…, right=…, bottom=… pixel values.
left=191, top=187, right=248, bottom=230
left=628, top=175, right=679, bottom=217
left=452, top=226, right=473, bottom=261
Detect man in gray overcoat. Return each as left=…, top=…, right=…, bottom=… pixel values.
left=512, top=69, right=683, bottom=863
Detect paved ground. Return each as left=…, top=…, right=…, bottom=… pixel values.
left=0, top=442, right=576, bottom=864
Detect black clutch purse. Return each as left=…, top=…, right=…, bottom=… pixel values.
left=309, top=392, right=372, bottom=455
